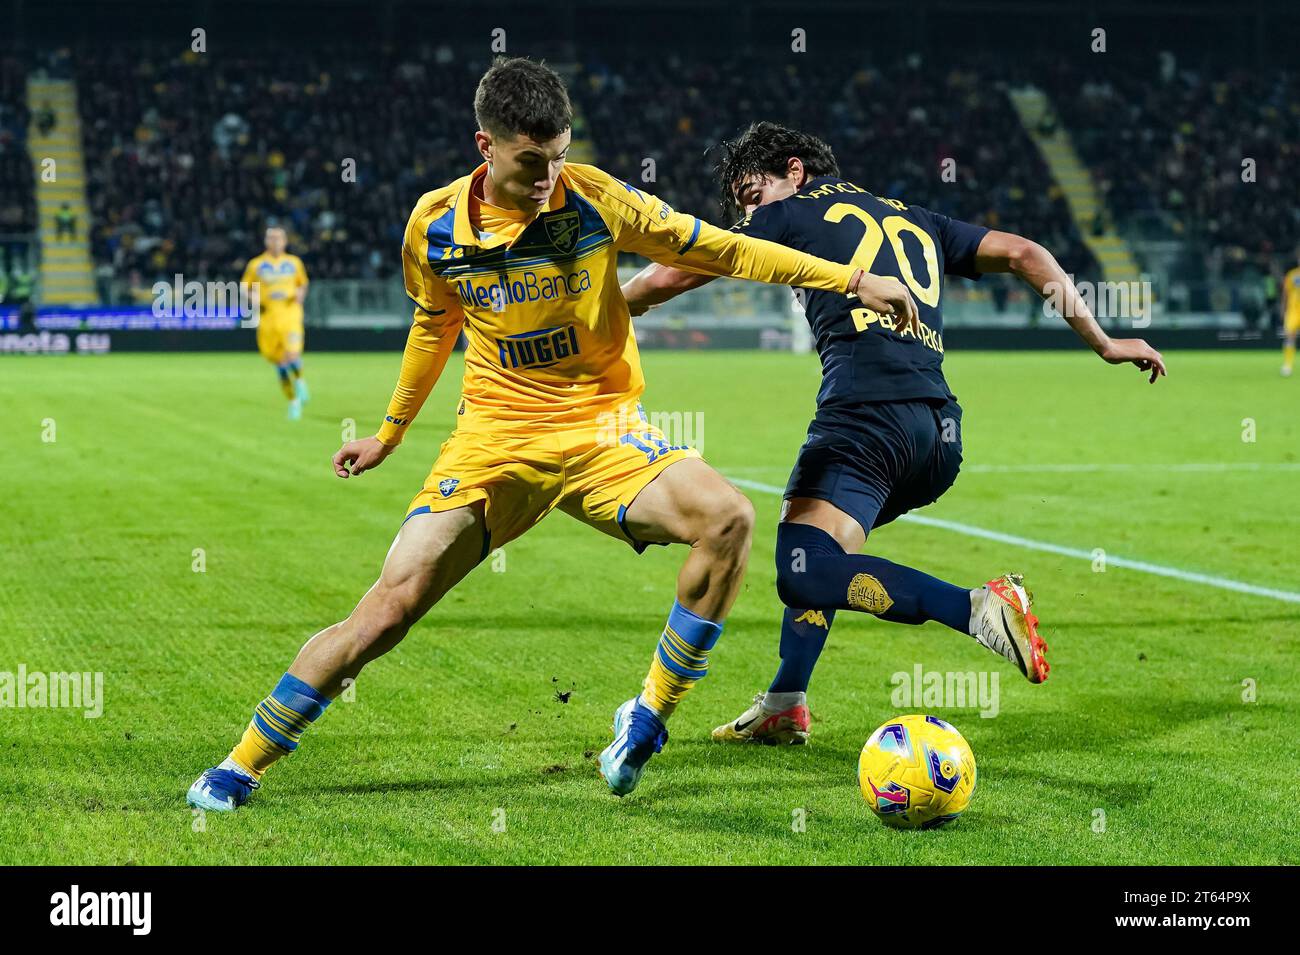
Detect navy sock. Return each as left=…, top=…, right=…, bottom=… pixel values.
left=769, top=607, right=836, bottom=693
left=775, top=522, right=971, bottom=633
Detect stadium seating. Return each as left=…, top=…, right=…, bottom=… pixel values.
left=581, top=53, right=1098, bottom=280
left=0, top=52, right=37, bottom=275
left=77, top=45, right=481, bottom=299
left=1038, top=54, right=1300, bottom=282
left=74, top=45, right=1102, bottom=300
left=63, top=44, right=1299, bottom=306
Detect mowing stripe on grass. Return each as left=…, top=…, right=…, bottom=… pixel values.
left=728, top=477, right=1300, bottom=605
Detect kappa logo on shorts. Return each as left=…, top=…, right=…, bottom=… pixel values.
left=438, top=478, right=460, bottom=498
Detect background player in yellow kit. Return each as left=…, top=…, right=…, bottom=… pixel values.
left=241, top=226, right=310, bottom=417
left=188, top=57, right=917, bottom=809
left=1281, top=247, right=1300, bottom=377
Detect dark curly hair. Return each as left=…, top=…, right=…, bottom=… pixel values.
left=715, top=121, right=840, bottom=218
left=474, top=56, right=573, bottom=141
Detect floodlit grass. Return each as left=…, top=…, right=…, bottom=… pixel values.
left=1, top=349, right=1296, bottom=864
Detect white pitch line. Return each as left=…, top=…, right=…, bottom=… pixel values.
left=727, top=477, right=1300, bottom=605
left=727, top=462, right=1300, bottom=475
left=961, top=462, right=1300, bottom=474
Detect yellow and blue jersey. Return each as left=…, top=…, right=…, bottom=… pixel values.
left=378, top=161, right=860, bottom=443
left=241, top=253, right=308, bottom=322
left=1284, top=267, right=1300, bottom=329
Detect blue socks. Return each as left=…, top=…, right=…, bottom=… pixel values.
left=770, top=607, right=836, bottom=693
left=775, top=522, right=971, bottom=629
left=768, top=522, right=973, bottom=694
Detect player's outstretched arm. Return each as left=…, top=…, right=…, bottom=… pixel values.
left=621, top=263, right=715, bottom=316
left=626, top=227, right=915, bottom=328
left=622, top=247, right=916, bottom=329
left=974, top=229, right=1167, bottom=384
left=590, top=166, right=919, bottom=330
left=672, top=223, right=919, bottom=332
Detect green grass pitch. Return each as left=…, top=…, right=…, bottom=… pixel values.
left=1, top=348, right=1297, bottom=865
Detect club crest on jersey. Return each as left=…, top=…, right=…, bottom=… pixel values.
left=438, top=478, right=460, bottom=498
left=544, top=210, right=580, bottom=254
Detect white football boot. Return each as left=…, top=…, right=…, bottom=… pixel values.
left=712, top=692, right=811, bottom=745
left=969, top=573, right=1050, bottom=684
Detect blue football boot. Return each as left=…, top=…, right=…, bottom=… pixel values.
left=187, top=758, right=260, bottom=812
left=598, top=697, right=668, bottom=797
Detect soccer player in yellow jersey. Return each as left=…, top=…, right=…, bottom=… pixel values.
left=187, top=57, right=917, bottom=809
left=1281, top=248, right=1300, bottom=377
left=241, top=226, right=310, bottom=417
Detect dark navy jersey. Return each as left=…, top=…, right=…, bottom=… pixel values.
left=732, top=176, right=988, bottom=408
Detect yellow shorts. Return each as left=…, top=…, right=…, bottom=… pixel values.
left=1285, top=309, right=1300, bottom=334
left=257, top=312, right=305, bottom=364
left=404, top=411, right=701, bottom=553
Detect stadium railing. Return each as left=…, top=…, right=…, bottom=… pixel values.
left=301, top=270, right=1276, bottom=334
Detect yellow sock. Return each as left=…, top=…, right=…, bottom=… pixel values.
left=639, top=601, right=723, bottom=720
left=228, top=673, right=332, bottom=780
left=280, top=376, right=295, bottom=400
left=1284, top=343, right=1296, bottom=371
left=229, top=721, right=289, bottom=780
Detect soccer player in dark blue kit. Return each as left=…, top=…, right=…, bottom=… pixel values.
left=622, top=122, right=1166, bottom=743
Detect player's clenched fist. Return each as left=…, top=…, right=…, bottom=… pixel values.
left=852, top=271, right=921, bottom=335
left=333, top=435, right=395, bottom=478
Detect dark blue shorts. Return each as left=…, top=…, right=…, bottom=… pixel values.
left=784, top=397, right=963, bottom=536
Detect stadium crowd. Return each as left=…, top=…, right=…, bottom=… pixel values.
left=582, top=52, right=1097, bottom=280
left=77, top=44, right=483, bottom=299
left=0, top=41, right=1291, bottom=311
left=73, top=44, right=1100, bottom=301
left=1039, top=53, right=1300, bottom=285
left=0, top=52, right=37, bottom=285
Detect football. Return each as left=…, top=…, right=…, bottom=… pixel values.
left=858, top=715, right=978, bottom=829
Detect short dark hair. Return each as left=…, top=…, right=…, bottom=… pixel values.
left=716, top=121, right=840, bottom=218
left=474, top=56, right=573, bottom=142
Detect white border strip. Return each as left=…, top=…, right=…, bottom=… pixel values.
left=728, top=477, right=1300, bottom=604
